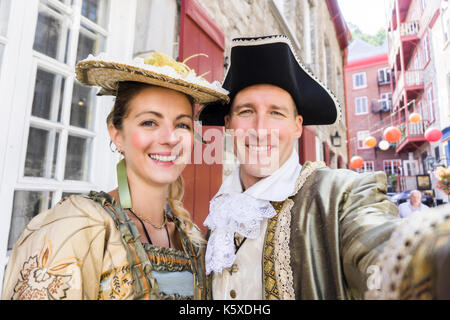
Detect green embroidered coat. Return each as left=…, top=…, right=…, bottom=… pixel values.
left=211, top=161, right=450, bottom=300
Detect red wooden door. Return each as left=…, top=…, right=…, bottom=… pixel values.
left=179, top=0, right=225, bottom=233
left=299, top=127, right=317, bottom=164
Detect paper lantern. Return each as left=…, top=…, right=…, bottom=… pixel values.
left=378, top=140, right=390, bottom=151
left=350, top=156, right=364, bottom=169
left=383, top=126, right=402, bottom=143
left=424, top=127, right=443, bottom=142
left=409, top=112, right=421, bottom=123
left=364, top=136, right=377, bottom=148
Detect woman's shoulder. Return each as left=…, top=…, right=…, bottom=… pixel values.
left=28, top=192, right=113, bottom=228
left=14, top=192, right=117, bottom=250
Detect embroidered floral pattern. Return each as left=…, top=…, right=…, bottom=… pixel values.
left=98, top=263, right=133, bottom=300
left=12, top=237, right=77, bottom=300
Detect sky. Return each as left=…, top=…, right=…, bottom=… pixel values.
left=337, top=0, right=390, bottom=35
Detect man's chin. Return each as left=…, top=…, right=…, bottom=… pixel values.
left=240, top=163, right=279, bottom=179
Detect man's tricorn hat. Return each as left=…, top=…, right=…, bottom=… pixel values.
left=197, top=35, right=341, bottom=126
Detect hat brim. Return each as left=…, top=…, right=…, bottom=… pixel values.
left=197, top=36, right=341, bottom=126
left=76, top=60, right=230, bottom=105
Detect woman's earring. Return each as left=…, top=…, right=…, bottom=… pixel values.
left=109, top=140, right=118, bottom=153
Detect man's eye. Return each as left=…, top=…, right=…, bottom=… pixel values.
left=271, top=111, right=284, bottom=116
left=238, top=109, right=252, bottom=115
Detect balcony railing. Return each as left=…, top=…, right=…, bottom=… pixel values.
left=392, top=70, right=424, bottom=106
left=397, top=120, right=429, bottom=147
left=371, top=99, right=392, bottom=113
left=389, top=20, right=420, bottom=68
left=399, top=20, right=420, bottom=36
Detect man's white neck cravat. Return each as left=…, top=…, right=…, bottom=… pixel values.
left=204, top=150, right=302, bottom=275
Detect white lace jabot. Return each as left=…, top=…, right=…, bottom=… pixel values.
left=204, top=150, right=302, bottom=275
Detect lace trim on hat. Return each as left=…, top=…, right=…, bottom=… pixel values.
left=230, top=35, right=342, bottom=125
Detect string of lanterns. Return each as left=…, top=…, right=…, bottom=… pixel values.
left=349, top=99, right=443, bottom=170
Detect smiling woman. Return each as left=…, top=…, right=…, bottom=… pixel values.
left=2, top=51, right=229, bottom=300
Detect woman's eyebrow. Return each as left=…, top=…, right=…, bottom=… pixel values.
left=134, top=110, right=163, bottom=119
left=176, top=114, right=193, bottom=121
left=134, top=111, right=192, bottom=121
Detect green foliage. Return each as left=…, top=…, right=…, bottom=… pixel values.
left=349, top=23, right=387, bottom=46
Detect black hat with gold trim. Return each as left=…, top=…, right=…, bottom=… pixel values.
left=197, top=35, right=341, bottom=126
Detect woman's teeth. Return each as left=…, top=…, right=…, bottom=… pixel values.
left=149, top=154, right=178, bottom=162
left=248, top=145, right=271, bottom=151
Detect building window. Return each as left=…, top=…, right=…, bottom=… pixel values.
left=426, top=84, right=435, bottom=123
left=0, top=0, right=11, bottom=74
left=403, top=160, right=419, bottom=176
left=384, top=159, right=402, bottom=176
left=8, top=190, right=53, bottom=250
left=353, top=72, right=367, bottom=89
left=420, top=0, right=426, bottom=12
left=435, top=146, right=441, bottom=162
left=357, top=161, right=374, bottom=173
left=418, top=99, right=426, bottom=120
left=355, top=96, right=368, bottom=114
left=8, top=0, right=109, bottom=252
left=423, top=32, right=430, bottom=64
left=443, top=6, right=450, bottom=43
left=380, top=93, right=392, bottom=110
left=357, top=130, right=370, bottom=149
left=378, top=68, right=391, bottom=84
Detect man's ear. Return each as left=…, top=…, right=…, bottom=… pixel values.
left=109, top=123, right=123, bottom=153
left=294, top=115, right=303, bottom=139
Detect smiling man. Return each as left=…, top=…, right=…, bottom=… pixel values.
left=198, top=35, right=450, bottom=300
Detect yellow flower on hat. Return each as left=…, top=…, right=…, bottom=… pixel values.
left=144, top=52, right=192, bottom=77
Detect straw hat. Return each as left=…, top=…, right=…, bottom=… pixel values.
left=75, top=52, right=230, bottom=105
left=197, top=35, right=341, bottom=126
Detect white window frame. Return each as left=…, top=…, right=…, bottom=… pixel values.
left=383, top=159, right=402, bottom=176
left=17, top=0, right=109, bottom=197
left=353, top=72, right=367, bottom=89
left=380, top=92, right=392, bottom=110
left=378, top=68, right=390, bottom=84
left=426, top=84, right=435, bottom=123
left=0, top=0, right=146, bottom=295
left=355, top=96, right=368, bottom=115
left=443, top=6, right=450, bottom=44
left=420, top=0, right=426, bottom=12
left=423, top=32, right=430, bottom=64
left=357, top=130, right=370, bottom=149
left=0, top=0, right=11, bottom=75
left=357, top=161, right=374, bottom=173
left=403, top=160, right=419, bottom=176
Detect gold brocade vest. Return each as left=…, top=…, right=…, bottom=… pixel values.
left=262, top=202, right=284, bottom=300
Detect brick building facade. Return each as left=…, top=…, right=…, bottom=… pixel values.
left=345, top=38, right=408, bottom=191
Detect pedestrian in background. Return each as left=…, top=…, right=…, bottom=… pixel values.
left=398, top=190, right=430, bottom=218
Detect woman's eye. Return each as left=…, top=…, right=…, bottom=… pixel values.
left=177, top=123, right=192, bottom=130
left=141, top=120, right=156, bottom=127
